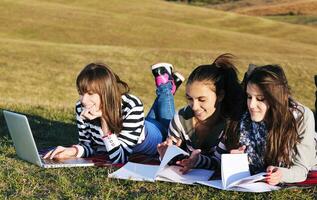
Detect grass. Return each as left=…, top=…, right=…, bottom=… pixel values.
left=1, top=106, right=317, bottom=199
left=0, top=0, right=316, bottom=199
left=265, top=15, right=317, bottom=26
left=192, top=0, right=317, bottom=26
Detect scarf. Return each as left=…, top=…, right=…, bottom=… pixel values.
left=239, top=112, right=268, bottom=174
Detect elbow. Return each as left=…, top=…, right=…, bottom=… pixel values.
left=290, top=172, right=308, bottom=183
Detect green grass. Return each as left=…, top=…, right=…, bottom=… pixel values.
left=0, top=0, right=316, bottom=198
left=1, top=106, right=317, bottom=199
left=265, top=15, right=317, bottom=26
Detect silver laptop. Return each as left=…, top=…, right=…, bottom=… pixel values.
left=3, top=110, right=111, bottom=168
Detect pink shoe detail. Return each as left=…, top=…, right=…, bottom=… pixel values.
left=171, top=81, right=176, bottom=95
left=155, top=74, right=170, bottom=87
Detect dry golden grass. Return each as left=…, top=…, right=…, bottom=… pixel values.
left=236, top=0, right=317, bottom=16
left=0, top=0, right=316, bottom=110
left=205, top=0, right=317, bottom=15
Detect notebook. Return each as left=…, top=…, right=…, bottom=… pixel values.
left=3, top=110, right=113, bottom=168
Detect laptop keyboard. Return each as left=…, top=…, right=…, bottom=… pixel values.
left=40, top=157, right=73, bottom=168
left=41, top=157, right=61, bottom=164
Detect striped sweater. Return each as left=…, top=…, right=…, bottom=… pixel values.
left=168, top=106, right=224, bottom=169
left=74, top=93, right=145, bottom=163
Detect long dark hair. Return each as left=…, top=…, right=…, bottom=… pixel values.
left=76, top=63, right=130, bottom=134
left=186, top=54, right=245, bottom=149
left=187, top=53, right=245, bottom=121
left=248, top=65, right=302, bottom=167
left=226, top=64, right=303, bottom=167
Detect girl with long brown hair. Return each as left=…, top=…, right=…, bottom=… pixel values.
left=44, top=62, right=184, bottom=163
left=218, top=65, right=316, bottom=185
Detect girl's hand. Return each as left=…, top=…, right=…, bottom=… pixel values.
left=43, top=146, right=77, bottom=160
left=266, top=166, right=282, bottom=185
left=157, top=136, right=182, bottom=160
left=176, top=149, right=201, bottom=174
left=230, top=145, right=246, bottom=154
left=80, top=105, right=102, bottom=120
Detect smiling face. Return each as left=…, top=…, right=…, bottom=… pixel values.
left=186, top=81, right=219, bottom=122
left=246, top=83, right=269, bottom=122
left=80, top=92, right=101, bottom=112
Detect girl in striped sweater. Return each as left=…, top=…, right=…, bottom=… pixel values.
left=44, top=62, right=184, bottom=163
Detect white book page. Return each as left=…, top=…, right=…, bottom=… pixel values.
left=109, top=145, right=188, bottom=182
left=221, top=154, right=250, bottom=189
left=157, top=165, right=213, bottom=184
left=108, top=162, right=158, bottom=182
left=156, top=145, right=189, bottom=176
left=197, top=179, right=280, bottom=192
left=229, top=182, right=280, bottom=192
left=228, top=172, right=266, bottom=188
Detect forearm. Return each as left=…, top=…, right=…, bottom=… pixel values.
left=278, top=165, right=309, bottom=183
left=77, top=126, right=95, bottom=157
left=101, top=117, right=111, bottom=136
left=194, top=154, right=213, bottom=169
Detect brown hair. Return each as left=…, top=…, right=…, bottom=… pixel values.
left=186, top=54, right=245, bottom=147
left=227, top=65, right=303, bottom=167
left=76, top=63, right=129, bottom=134
left=186, top=53, right=245, bottom=121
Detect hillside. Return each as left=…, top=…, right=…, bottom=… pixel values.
left=206, top=0, right=317, bottom=14
left=0, top=0, right=316, bottom=110
left=203, top=0, right=317, bottom=26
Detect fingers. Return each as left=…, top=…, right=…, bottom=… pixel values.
left=80, top=106, right=91, bottom=120
left=266, top=166, right=276, bottom=173
left=80, top=105, right=102, bottom=120
left=266, top=175, right=281, bottom=185
left=176, top=138, right=182, bottom=147
left=179, top=165, right=190, bottom=174
left=230, top=145, right=246, bottom=154
left=176, top=149, right=201, bottom=174
left=167, top=136, right=182, bottom=146
left=166, top=137, right=174, bottom=146
left=43, top=150, right=53, bottom=159
left=176, top=159, right=190, bottom=174
left=230, top=149, right=241, bottom=154
left=157, top=142, right=169, bottom=159
left=44, top=146, right=65, bottom=160
left=157, top=137, right=182, bottom=160
left=89, top=107, right=102, bottom=117
left=190, top=149, right=201, bottom=159
left=239, top=145, right=246, bottom=152
left=80, top=109, right=95, bottom=120
left=266, top=166, right=282, bottom=185
left=49, top=146, right=65, bottom=159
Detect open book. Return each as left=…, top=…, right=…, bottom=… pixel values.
left=197, top=154, right=280, bottom=192
left=108, top=145, right=214, bottom=184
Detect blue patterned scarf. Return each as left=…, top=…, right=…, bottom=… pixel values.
left=239, top=112, right=268, bottom=174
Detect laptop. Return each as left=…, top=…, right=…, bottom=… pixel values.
left=3, top=110, right=114, bottom=168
